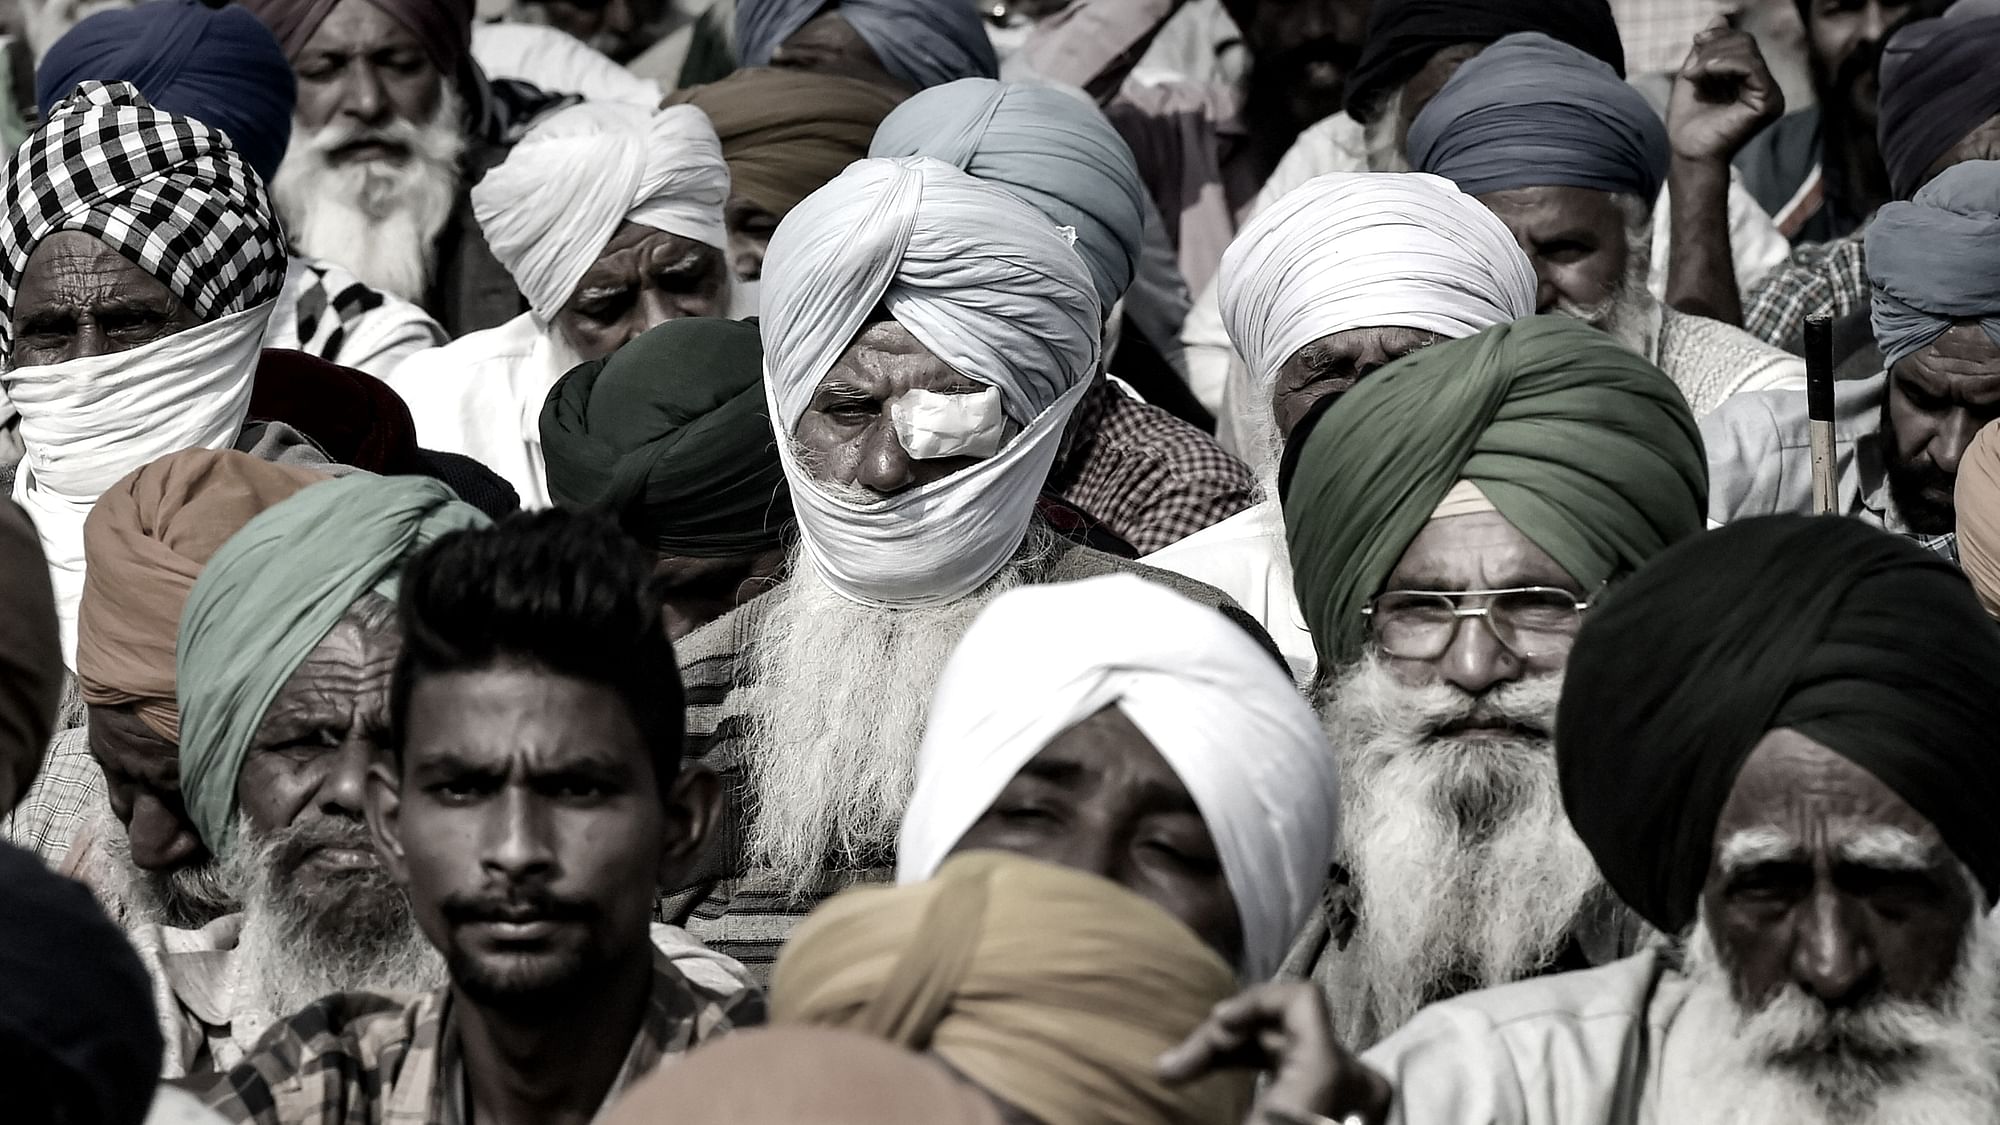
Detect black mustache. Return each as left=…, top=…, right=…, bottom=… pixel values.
left=441, top=889, right=594, bottom=926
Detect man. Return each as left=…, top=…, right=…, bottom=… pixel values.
left=387, top=102, right=733, bottom=508
left=1363, top=515, right=2000, bottom=1124
left=870, top=77, right=1257, bottom=555
left=541, top=317, right=792, bottom=640
left=1148, top=171, right=1537, bottom=678
left=1705, top=157, right=2000, bottom=557
left=0, top=498, right=57, bottom=818
left=1408, top=32, right=1805, bottom=415
left=670, top=156, right=1251, bottom=975
left=195, top=509, right=760, bottom=1123
left=1282, top=315, right=1708, bottom=1046
left=734, top=0, right=996, bottom=92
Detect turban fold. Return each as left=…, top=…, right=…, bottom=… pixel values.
left=0, top=80, right=285, bottom=357
left=541, top=317, right=792, bottom=557
left=178, top=474, right=488, bottom=853
left=37, top=0, right=296, bottom=184
left=1409, top=32, right=1669, bottom=201
left=1867, top=159, right=2000, bottom=368
left=1879, top=7, right=2000, bottom=201
left=760, top=156, right=1100, bottom=607
left=667, top=67, right=903, bottom=222
left=240, top=0, right=474, bottom=78
left=1957, top=420, right=2000, bottom=617
left=0, top=500, right=58, bottom=808
left=78, top=450, right=327, bottom=745
left=1219, top=171, right=1536, bottom=389
left=249, top=351, right=424, bottom=476
left=870, top=78, right=1146, bottom=311
left=1343, top=0, right=1624, bottom=120
left=897, top=574, right=1337, bottom=981
left=1557, top=515, right=2000, bottom=934
left=1282, top=316, right=1707, bottom=669
left=473, top=102, right=730, bottom=324
left=773, top=851, right=1254, bottom=1125
left=736, top=0, right=998, bottom=92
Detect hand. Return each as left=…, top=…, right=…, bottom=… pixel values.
left=1157, top=981, right=1392, bottom=1125
left=1668, top=17, right=1785, bottom=163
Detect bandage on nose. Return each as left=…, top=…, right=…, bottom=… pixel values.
left=890, top=386, right=1007, bottom=460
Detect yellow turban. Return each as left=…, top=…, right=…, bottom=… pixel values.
left=1957, top=419, right=2000, bottom=617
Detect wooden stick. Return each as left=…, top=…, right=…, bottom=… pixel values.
left=1805, top=315, right=1836, bottom=515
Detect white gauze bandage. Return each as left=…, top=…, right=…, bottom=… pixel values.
left=890, top=387, right=1007, bottom=460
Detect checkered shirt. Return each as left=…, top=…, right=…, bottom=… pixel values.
left=1048, top=379, right=1257, bottom=555
left=0, top=81, right=285, bottom=355
left=1742, top=231, right=1869, bottom=351
left=1, top=725, right=102, bottom=866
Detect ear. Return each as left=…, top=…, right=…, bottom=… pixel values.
left=365, top=758, right=412, bottom=887
left=656, top=762, right=722, bottom=889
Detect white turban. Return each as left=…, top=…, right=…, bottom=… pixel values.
left=472, top=102, right=730, bottom=323
left=1219, top=171, right=1537, bottom=389
left=760, top=155, right=1102, bottom=607
left=896, top=573, right=1339, bottom=981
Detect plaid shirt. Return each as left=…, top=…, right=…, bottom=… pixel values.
left=2, top=725, right=99, bottom=865
left=1048, top=379, right=1256, bottom=555
left=1742, top=232, right=1868, bottom=351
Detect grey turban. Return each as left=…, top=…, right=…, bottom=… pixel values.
left=1867, top=159, right=2000, bottom=369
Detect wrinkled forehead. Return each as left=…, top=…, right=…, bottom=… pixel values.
left=820, top=317, right=986, bottom=397
left=1384, top=510, right=1583, bottom=593
left=1713, top=728, right=1950, bottom=864
left=15, top=231, right=176, bottom=312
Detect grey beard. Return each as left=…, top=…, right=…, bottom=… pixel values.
left=738, top=521, right=1058, bottom=896
left=1552, top=211, right=1659, bottom=358
left=1363, top=86, right=1411, bottom=173
left=89, top=806, right=235, bottom=931
left=1660, top=911, right=2000, bottom=1125
left=1314, top=653, right=1609, bottom=1045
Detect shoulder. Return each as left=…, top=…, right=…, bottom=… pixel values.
left=1659, top=308, right=1807, bottom=408
left=649, top=927, right=769, bottom=1044
left=1145, top=501, right=1279, bottom=568
left=1044, top=542, right=1283, bottom=664
left=192, top=990, right=433, bottom=1121
left=387, top=314, right=541, bottom=385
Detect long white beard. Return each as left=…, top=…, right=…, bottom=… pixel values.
left=1315, top=653, right=1609, bottom=1045
left=271, top=87, right=467, bottom=304
left=86, top=805, right=235, bottom=931
left=1661, top=911, right=2000, bottom=1125
left=738, top=521, right=1058, bottom=896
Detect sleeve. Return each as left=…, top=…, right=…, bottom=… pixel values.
left=1362, top=1006, right=1530, bottom=1125
left=1740, top=234, right=1869, bottom=351
left=1647, top=177, right=1789, bottom=301
left=1698, top=390, right=1793, bottom=524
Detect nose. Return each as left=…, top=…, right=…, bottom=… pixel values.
left=1860, top=2, right=1890, bottom=42
left=1043, top=826, right=1122, bottom=885
left=340, top=64, right=389, bottom=125
left=126, top=792, right=206, bottom=871
left=482, top=786, right=556, bottom=882
left=851, top=422, right=919, bottom=494
left=317, top=737, right=373, bottom=820
left=1791, top=887, right=1877, bottom=1006
left=604, top=0, right=635, bottom=36
left=68, top=322, right=111, bottom=362
left=1434, top=613, right=1523, bottom=696
left=1530, top=261, right=1559, bottom=314
left=1931, top=409, right=1979, bottom=477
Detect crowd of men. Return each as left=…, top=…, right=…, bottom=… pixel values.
left=1, top=0, right=1998, bottom=1122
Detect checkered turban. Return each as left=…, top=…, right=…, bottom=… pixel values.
left=0, top=81, right=285, bottom=357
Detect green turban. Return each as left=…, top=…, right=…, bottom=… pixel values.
left=540, top=317, right=792, bottom=557
left=177, top=474, right=489, bottom=853
left=1281, top=315, right=1708, bottom=670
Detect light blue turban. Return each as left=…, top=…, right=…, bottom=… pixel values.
left=1409, top=32, right=1669, bottom=202
left=1867, top=160, right=2000, bottom=369
left=737, top=0, right=998, bottom=92
left=870, top=78, right=1144, bottom=310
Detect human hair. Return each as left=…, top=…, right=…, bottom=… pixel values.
left=388, top=509, right=686, bottom=798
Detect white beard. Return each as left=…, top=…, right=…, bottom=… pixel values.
left=1660, top=911, right=2000, bottom=1125
left=271, top=86, right=467, bottom=304
left=738, top=521, right=1058, bottom=897
left=1363, top=87, right=1411, bottom=174
left=85, top=805, right=235, bottom=931
left=1551, top=221, right=1657, bottom=358
left=1315, top=653, right=1610, bottom=1045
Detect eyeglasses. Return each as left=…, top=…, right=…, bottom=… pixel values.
left=1360, top=587, right=1591, bottom=661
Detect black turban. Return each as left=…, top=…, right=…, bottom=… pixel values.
left=1558, top=516, right=2000, bottom=935
left=1344, top=0, right=1625, bottom=121
left=1877, top=5, right=2000, bottom=200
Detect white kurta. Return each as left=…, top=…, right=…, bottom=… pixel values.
left=1143, top=498, right=1314, bottom=685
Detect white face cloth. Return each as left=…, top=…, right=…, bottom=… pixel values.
left=6, top=300, right=273, bottom=666
left=472, top=102, right=730, bottom=323
left=896, top=573, right=1339, bottom=981
left=760, top=156, right=1102, bottom=607
left=1218, top=171, right=1538, bottom=389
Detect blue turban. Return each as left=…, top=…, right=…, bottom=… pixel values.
left=37, top=0, right=295, bottom=186
left=737, top=0, right=998, bottom=92
left=1409, top=32, right=1669, bottom=202
left=1867, top=159, right=2000, bottom=369
left=870, top=78, right=1144, bottom=310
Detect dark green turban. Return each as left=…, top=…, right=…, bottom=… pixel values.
left=1558, top=515, right=2000, bottom=934
left=1281, top=315, right=1707, bottom=670
left=540, top=317, right=792, bottom=557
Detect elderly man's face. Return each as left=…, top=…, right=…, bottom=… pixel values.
left=88, top=705, right=204, bottom=873
left=949, top=705, right=1244, bottom=967
left=1883, top=323, right=2000, bottom=535
left=293, top=0, right=445, bottom=141
left=793, top=319, right=995, bottom=497
left=1271, top=326, right=1442, bottom=438
left=770, top=10, right=903, bottom=91
left=1800, top=0, right=1916, bottom=125
left=11, top=233, right=202, bottom=367
left=1477, top=186, right=1631, bottom=324
left=555, top=223, right=731, bottom=362
left=654, top=545, right=788, bottom=641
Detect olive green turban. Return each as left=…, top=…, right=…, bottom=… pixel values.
left=540, top=317, right=792, bottom=557
left=1281, top=315, right=1708, bottom=670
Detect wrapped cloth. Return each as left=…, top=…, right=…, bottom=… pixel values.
left=735, top=0, right=998, bottom=92
left=896, top=574, right=1337, bottom=981
left=759, top=156, right=1101, bottom=607
left=870, top=77, right=1146, bottom=311
left=1343, top=0, right=1624, bottom=120
left=1218, top=171, right=1536, bottom=389
left=1281, top=316, right=1707, bottom=669
left=1866, top=159, right=2000, bottom=368
left=773, top=850, right=1255, bottom=1125
left=177, top=474, right=488, bottom=853
left=1557, top=515, right=2000, bottom=934
left=541, top=317, right=792, bottom=557
left=78, top=450, right=328, bottom=745
left=1878, top=6, right=2000, bottom=201
left=473, top=102, right=730, bottom=324
left=0, top=500, right=58, bottom=808
left=240, top=0, right=474, bottom=77
left=1408, top=32, right=1670, bottom=202
left=1957, top=419, right=2000, bottom=617
left=666, top=67, right=903, bottom=222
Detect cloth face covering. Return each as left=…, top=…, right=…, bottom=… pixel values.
left=1866, top=159, right=2000, bottom=368
left=1877, top=7, right=2000, bottom=201
left=1218, top=170, right=1537, bottom=389
left=759, top=155, right=1101, bottom=607
left=1556, top=515, right=2000, bottom=934
left=896, top=574, right=1338, bottom=981
left=1958, top=420, right=2000, bottom=617
left=735, top=0, right=998, bottom=92
left=1343, top=0, right=1625, bottom=120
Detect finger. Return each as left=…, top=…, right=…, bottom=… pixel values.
left=1157, top=1018, right=1251, bottom=1081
